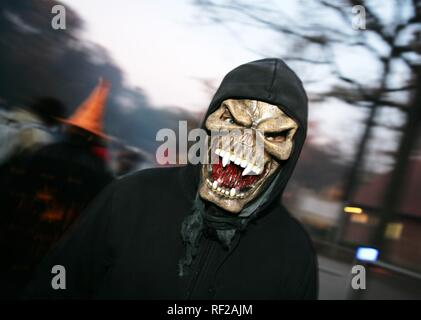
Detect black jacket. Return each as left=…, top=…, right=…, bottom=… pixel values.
left=24, top=58, right=318, bottom=299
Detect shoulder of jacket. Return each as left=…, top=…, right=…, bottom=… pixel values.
left=114, top=166, right=179, bottom=188
left=106, top=166, right=182, bottom=207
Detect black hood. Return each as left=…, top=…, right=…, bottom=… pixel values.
left=202, top=58, right=308, bottom=211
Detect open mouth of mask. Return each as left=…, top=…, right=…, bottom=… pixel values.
left=204, top=148, right=270, bottom=199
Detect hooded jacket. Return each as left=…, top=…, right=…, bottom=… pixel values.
left=23, top=59, right=318, bottom=299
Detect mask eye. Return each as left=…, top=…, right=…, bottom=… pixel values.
left=221, top=107, right=235, bottom=124
left=265, top=131, right=288, bottom=142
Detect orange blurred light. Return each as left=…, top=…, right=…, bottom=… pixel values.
left=40, top=209, right=64, bottom=222
left=350, top=213, right=368, bottom=224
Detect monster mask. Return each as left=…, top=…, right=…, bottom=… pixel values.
left=179, top=59, right=307, bottom=276
left=199, top=98, right=298, bottom=214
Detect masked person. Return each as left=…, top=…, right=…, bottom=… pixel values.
left=0, top=80, right=113, bottom=298
left=23, top=59, right=318, bottom=299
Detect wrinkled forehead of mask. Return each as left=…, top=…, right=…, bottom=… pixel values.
left=222, top=99, right=288, bottom=126
left=205, top=99, right=298, bottom=162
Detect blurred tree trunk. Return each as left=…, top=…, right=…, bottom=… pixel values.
left=334, top=56, right=393, bottom=244
left=374, top=65, right=421, bottom=249
left=334, top=101, right=378, bottom=243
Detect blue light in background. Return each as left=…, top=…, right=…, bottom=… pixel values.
left=356, top=247, right=379, bottom=262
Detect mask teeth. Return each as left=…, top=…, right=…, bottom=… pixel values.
left=215, top=148, right=263, bottom=175
left=206, top=178, right=245, bottom=199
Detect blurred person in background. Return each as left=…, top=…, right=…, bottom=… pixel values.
left=0, top=79, right=114, bottom=298
left=0, top=97, right=66, bottom=165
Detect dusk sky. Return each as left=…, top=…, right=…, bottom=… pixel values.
left=60, top=0, right=407, bottom=172
left=62, top=0, right=284, bottom=110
